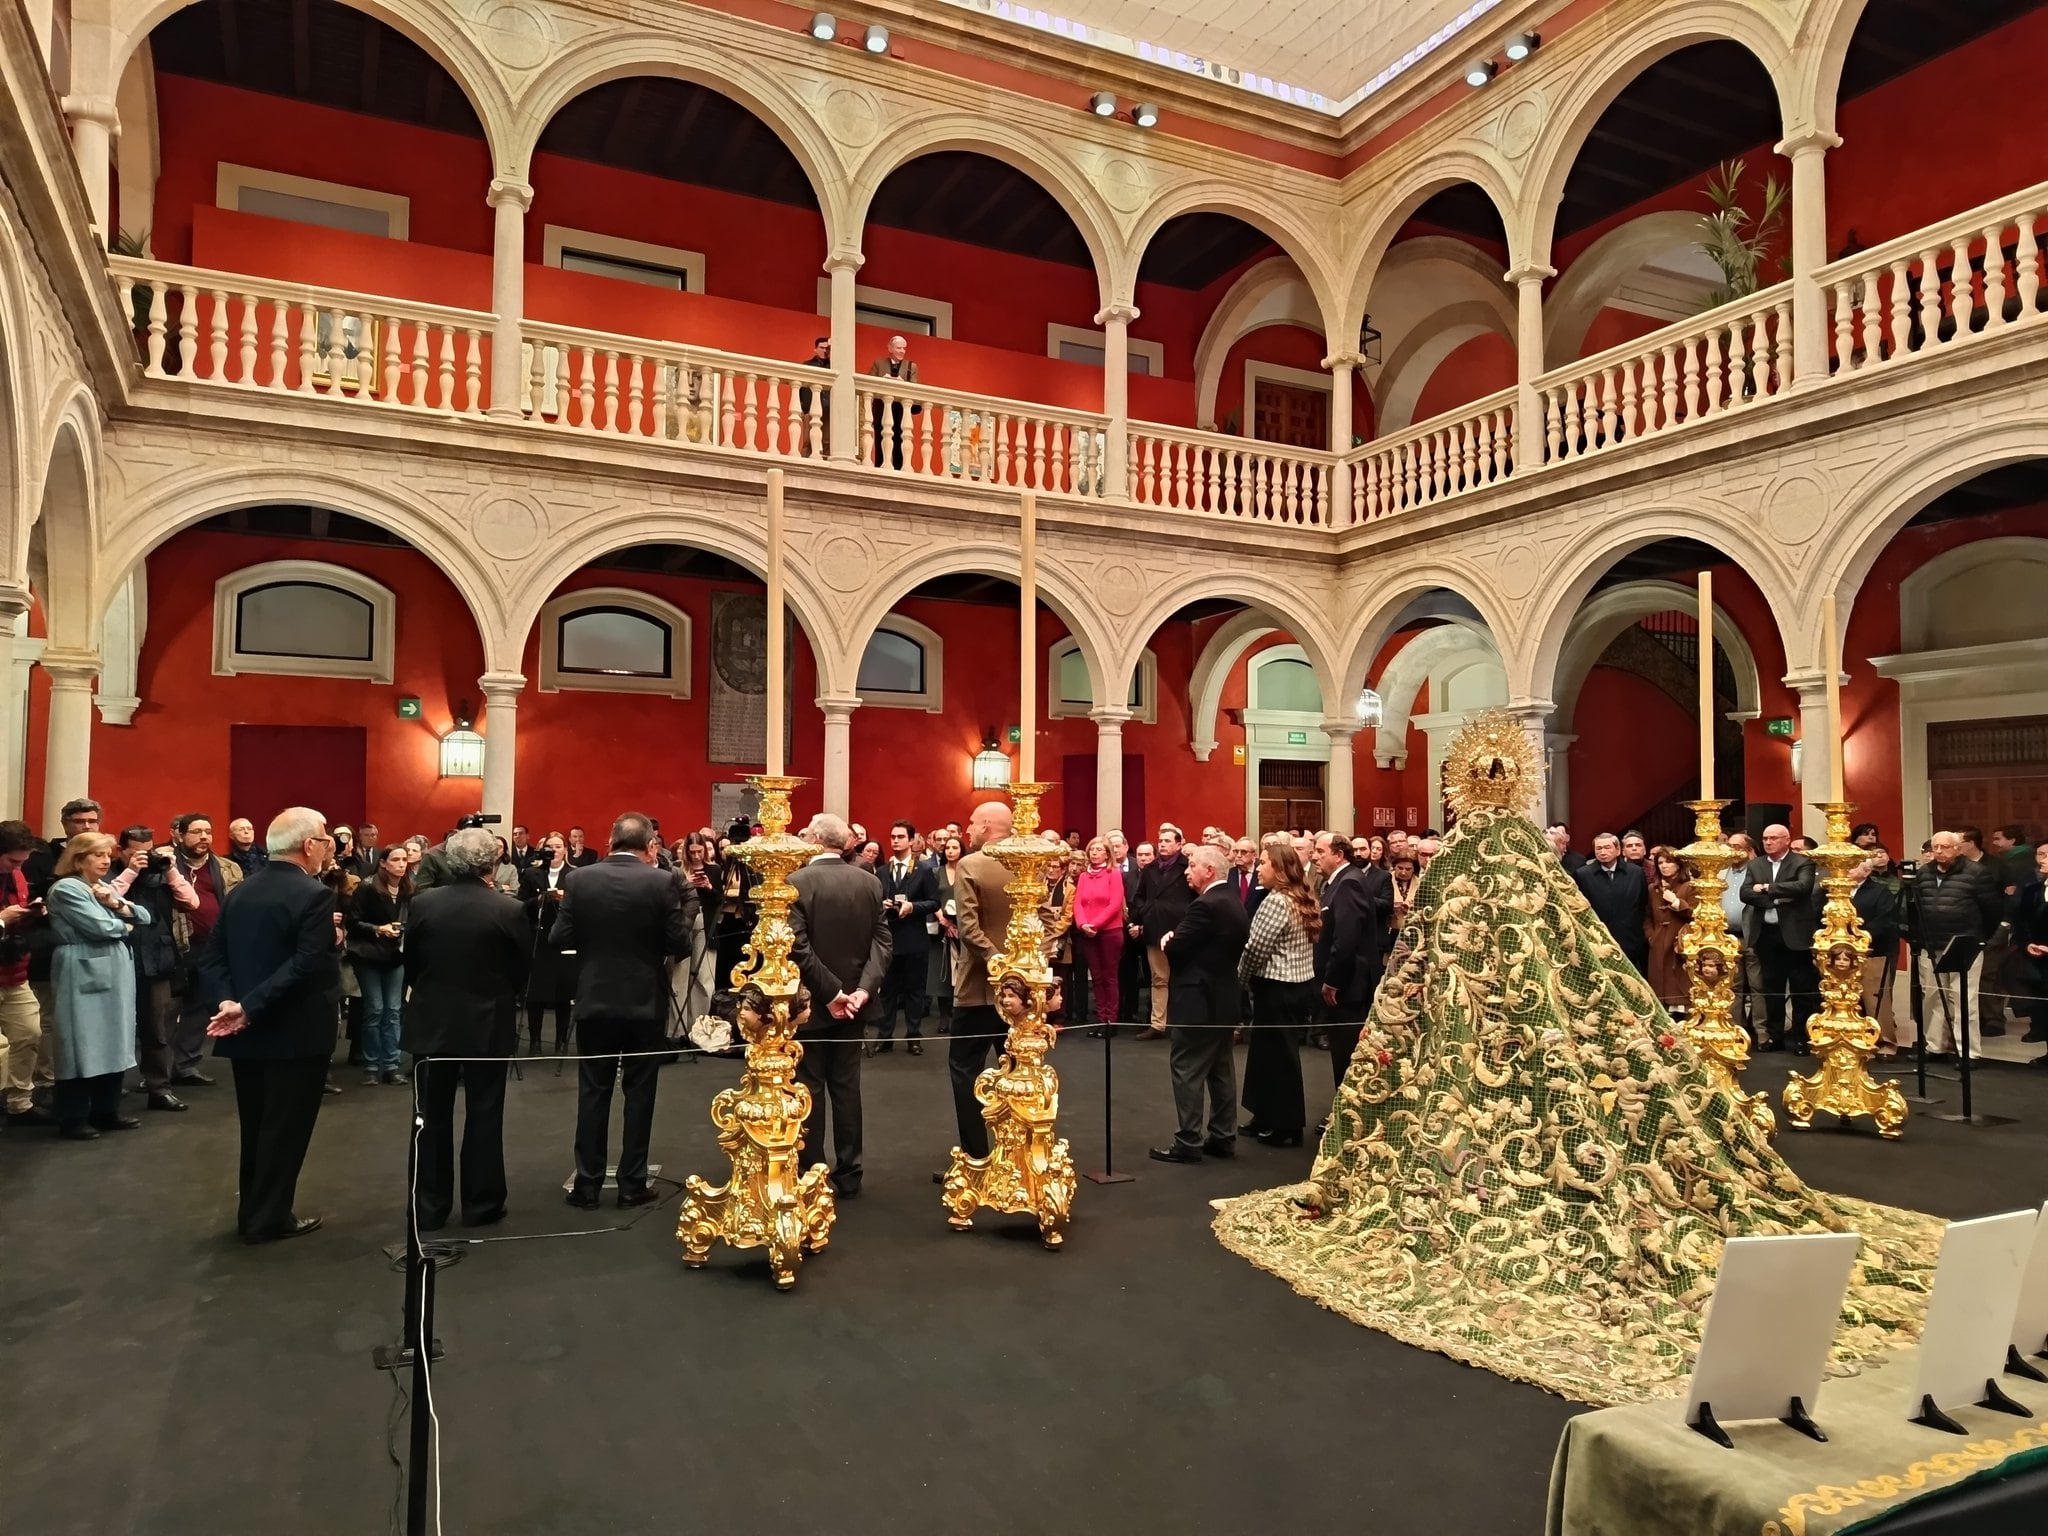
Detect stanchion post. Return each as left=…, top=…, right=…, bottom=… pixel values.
left=1084, top=1025, right=1134, bottom=1185
left=371, top=1080, right=446, bottom=1536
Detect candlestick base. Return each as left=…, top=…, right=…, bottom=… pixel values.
left=1781, top=801, right=1908, bottom=1140
left=676, top=775, right=839, bottom=1288
left=940, top=780, right=1077, bottom=1249
left=1676, top=800, right=1775, bottom=1140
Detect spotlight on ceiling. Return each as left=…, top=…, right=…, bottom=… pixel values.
left=1133, top=101, right=1160, bottom=129
left=1464, top=58, right=1496, bottom=88
left=1504, top=31, right=1540, bottom=62
left=808, top=11, right=836, bottom=41
left=1089, top=90, right=1117, bottom=117
left=863, top=23, right=889, bottom=53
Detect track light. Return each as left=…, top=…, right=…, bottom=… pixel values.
left=1464, top=58, right=1496, bottom=88
left=1504, top=31, right=1540, bottom=61
left=863, top=23, right=889, bottom=53
left=808, top=12, right=836, bottom=41
left=1133, top=101, right=1159, bottom=128
left=1089, top=90, right=1117, bottom=117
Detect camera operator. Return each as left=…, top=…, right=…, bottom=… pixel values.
left=110, top=827, right=200, bottom=1111
left=414, top=812, right=501, bottom=893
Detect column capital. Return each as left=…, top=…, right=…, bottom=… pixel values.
left=1088, top=705, right=1133, bottom=729
left=1321, top=350, right=1367, bottom=371
left=61, top=94, right=119, bottom=129
left=1504, top=697, right=1555, bottom=718
left=40, top=648, right=100, bottom=688
left=486, top=177, right=534, bottom=212
left=95, top=694, right=140, bottom=727
left=1782, top=667, right=1847, bottom=700
left=1775, top=128, right=1841, bottom=159
left=1318, top=717, right=1362, bottom=741
left=0, top=581, right=30, bottom=621
left=1504, top=261, right=1555, bottom=287
left=816, top=690, right=863, bottom=720
left=1093, top=302, right=1140, bottom=326
left=823, top=248, right=865, bottom=274
left=479, top=671, right=527, bottom=702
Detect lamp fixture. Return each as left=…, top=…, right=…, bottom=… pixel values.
left=439, top=703, right=485, bottom=779
left=863, top=22, right=889, bottom=53
left=971, top=735, right=1012, bottom=790
left=1132, top=101, right=1159, bottom=129
left=1354, top=687, right=1384, bottom=729
left=1358, top=313, right=1382, bottom=368
left=1503, top=31, right=1540, bottom=62
left=808, top=11, right=836, bottom=41
left=1089, top=90, right=1117, bottom=117
left=1464, top=58, right=1496, bottom=88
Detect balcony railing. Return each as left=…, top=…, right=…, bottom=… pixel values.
left=1348, top=387, right=1517, bottom=525
left=1129, top=422, right=1334, bottom=524
left=856, top=377, right=1107, bottom=496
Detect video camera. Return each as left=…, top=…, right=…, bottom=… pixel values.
left=456, top=812, right=503, bottom=830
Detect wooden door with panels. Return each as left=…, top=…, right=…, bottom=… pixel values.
left=1257, top=759, right=1324, bottom=836
left=1927, top=715, right=2048, bottom=839
left=1252, top=381, right=1329, bottom=450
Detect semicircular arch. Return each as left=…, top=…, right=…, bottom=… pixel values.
left=1337, top=565, right=1513, bottom=702
left=1118, top=571, right=1340, bottom=711
left=34, top=393, right=102, bottom=652
left=1190, top=258, right=1323, bottom=430
left=1338, top=154, right=1518, bottom=344
left=1551, top=578, right=1763, bottom=731
left=1542, top=210, right=1709, bottom=361
left=1126, top=179, right=1345, bottom=339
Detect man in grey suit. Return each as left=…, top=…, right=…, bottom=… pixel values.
left=790, top=813, right=889, bottom=1198
left=1151, top=846, right=1252, bottom=1164
left=1738, top=823, right=1822, bottom=1053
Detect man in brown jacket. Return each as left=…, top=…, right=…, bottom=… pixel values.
left=947, top=799, right=1015, bottom=1158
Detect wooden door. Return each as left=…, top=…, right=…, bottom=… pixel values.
left=1252, top=381, right=1329, bottom=450
left=1257, top=759, right=1324, bottom=836
left=1928, top=715, right=2048, bottom=840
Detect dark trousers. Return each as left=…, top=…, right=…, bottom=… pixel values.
left=1076, top=928, right=1123, bottom=1025
left=230, top=1056, right=328, bottom=1236
left=173, top=981, right=212, bottom=1076
left=1117, top=932, right=1146, bottom=1024
left=1169, top=1020, right=1237, bottom=1150
left=1243, top=977, right=1313, bottom=1133
left=134, top=975, right=176, bottom=1091
left=877, top=949, right=928, bottom=1040
left=525, top=948, right=577, bottom=1049
left=53, top=1070, right=123, bottom=1127
left=1755, top=925, right=1819, bottom=1045
left=1324, top=1000, right=1370, bottom=1086
left=572, top=1017, right=663, bottom=1198
left=949, top=1003, right=1001, bottom=1156
left=414, top=1057, right=509, bottom=1229
left=794, top=1023, right=863, bottom=1190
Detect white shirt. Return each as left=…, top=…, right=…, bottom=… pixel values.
left=1763, top=856, right=1782, bottom=923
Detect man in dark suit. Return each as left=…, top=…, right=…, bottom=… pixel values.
left=551, top=811, right=689, bottom=1210
left=200, top=807, right=345, bottom=1243
left=1738, top=822, right=1821, bottom=1052
left=1227, top=837, right=1266, bottom=912
left=1131, top=824, right=1192, bottom=1039
left=790, top=814, right=890, bottom=1198
left=1575, top=831, right=1651, bottom=976
left=1314, top=831, right=1392, bottom=1085
left=872, top=819, right=939, bottom=1057
left=402, top=828, right=530, bottom=1230
left=1151, top=847, right=1252, bottom=1163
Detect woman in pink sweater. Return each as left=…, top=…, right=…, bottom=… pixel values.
left=1072, top=837, right=1128, bottom=1037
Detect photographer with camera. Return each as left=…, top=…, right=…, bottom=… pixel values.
left=413, top=812, right=501, bottom=893
left=110, top=827, right=200, bottom=1111
left=168, top=813, right=242, bottom=1088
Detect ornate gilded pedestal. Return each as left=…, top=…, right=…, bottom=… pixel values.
left=1782, top=801, right=1908, bottom=1139
left=1677, top=799, right=1774, bottom=1139
left=677, top=776, right=838, bottom=1288
left=940, top=781, right=1077, bottom=1248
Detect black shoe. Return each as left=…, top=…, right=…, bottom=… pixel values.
left=1085, top=1027, right=1108, bottom=1038
left=2029, top=1054, right=2048, bottom=1069
left=1134, top=1027, right=1167, bottom=1041
left=383, top=1070, right=409, bottom=1085
left=1792, top=1042, right=1811, bottom=1057
left=4, top=1106, right=55, bottom=1128
left=461, top=1208, right=508, bottom=1228
left=832, top=1178, right=862, bottom=1199
left=1148, top=1144, right=1201, bottom=1164
left=1253, top=1128, right=1303, bottom=1147
left=873, top=1040, right=894, bottom=1055
left=565, top=1190, right=602, bottom=1210
left=617, top=1187, right=658, bottom=1210
left=171, top=1071, right=215, bottom=1087
left=91, top=1114, right=142, bottom=1131
left=1203, top=1138, right=1236, bottom=1158
left=2022, top=1027, right=2047, bottom=1043
left=322, top=1081, right=342, bottom=1095
left=906, top=1040, right=923, bottom=1057
left=59, top=1121, right=101, bottom=1140
left=1758, top=1040, right=1786, bottom=1053
left=146, top=1091, right=189, bottom=1112
left=1981, top=1022, right=2008, bottom=1038
left=243, top=1215, right=322, bottom=1244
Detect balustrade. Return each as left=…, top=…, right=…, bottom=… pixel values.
left=856, top=378, right=1106, bottom=496
left=1347, top=389, right=1517, bottom=524
left=1128, top=423, right=1333, bottom=524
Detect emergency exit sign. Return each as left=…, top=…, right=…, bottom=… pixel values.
left=1286, top=730, right=1309, bottom=745
left=1765, top=716, right=1795, bottom=737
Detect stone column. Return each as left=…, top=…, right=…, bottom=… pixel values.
left=1324, top=350, right=1361, bottom=520
left=1321, top=719, right=1359, bottom=835
left=1506, top=263, right=1553, bottom=467
left=818, top=692, right=861, bottom=818
left=1089, top=705, right=1131, bottom=835
left=0, top=585, right=30, bottom=819
left=1545, top=730, right=1578, bottom=826
left=479, top=671, right=525, bottom=823
left=825, top=251, right=863, bottom=461
left=1504, top=700, right=1555, bottom=825
left=1095, top=303, right=1137, bottom=499
left=40, top=649, right=101, bottom=831
left=1787, top=670, right=1836, bottom=841
left=1777, top=130, right=1840, bottom=389
left=62, top=96, right=119, bottom=240
left=486, top=177, right=533, bottom=421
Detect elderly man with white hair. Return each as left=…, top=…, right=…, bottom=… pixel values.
left=1150, top=844, right=1251, bottom=1164
left=789, top=812, right=889, bottom=1198
left=1907, top=829, right=2004, bottom=1058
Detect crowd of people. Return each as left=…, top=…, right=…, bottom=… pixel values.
left=4, top=792, right=2045, bottom=1245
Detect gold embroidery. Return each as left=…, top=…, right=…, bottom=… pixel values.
left=1762, top=1424, right=2048, bottom=1535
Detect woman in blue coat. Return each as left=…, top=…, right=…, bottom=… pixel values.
left=48, top=832, right=150, bottom=1140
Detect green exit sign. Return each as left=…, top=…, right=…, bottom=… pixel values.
left=1286, top=730, right=1309, bottom=745
left=1007, top=724, right=1022, bottom=743
left=1765, top=716, right=1795, bottom=738
left=397, top=696, right=423, bottom=720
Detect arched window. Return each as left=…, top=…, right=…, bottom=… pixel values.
left=856, top=616, right=944, bottom=712
left=539, top=587, right=691, bottom=698
left=1047, top=636, right=1156, bottom=723
left=1254, top=656, right=1321, bottom=712
left=212, top=560, right=395, bottom=682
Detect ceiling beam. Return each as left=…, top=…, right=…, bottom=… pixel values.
left=598, top=81, right=648, bottom=167
left=1586, top=124, right=1698, bottom=171
left=1151, top=216, right=1252, bottom=290
left=656, top=85, right=711, bottom=167
left=358, top=24, right=380, bottom=118
left=290, top=0, right=311, bottom=99
left=216, top=0, right=242, bottom=83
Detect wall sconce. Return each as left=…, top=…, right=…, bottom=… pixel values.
left=1354, top=686, right=1383, bottom=729
left=439, top=703, right=486, bottom=779
left=971, top=735, right=1011, bottom=790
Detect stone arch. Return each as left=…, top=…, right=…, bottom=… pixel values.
left=1186, top=607, right=1298, bottom=761
left=843, top=541, right=1116, bottom=712
left=0, top=212, right=25, bottom=584
left=847, top=117, right=1124, bottom=307
left=1125, top=179, right=1346, bottom=344
left=1515, top=513, right=1797, bottom=706
left=1370, top=620, right=1502, bottom=764
left=1543, top=210, right=1709, bottom=361
left=32, top=393, right=102, bottom=652
left=1362, top=238, right=1518, bottom=433
left=1795, top=0, right=1875, bottom=137
left=1336, top=567, right=1514, bottom=703
left=1189, top=258, right=1323, bottom=431
left=1116, top=569, right=1340, bottom=716
left=1550, top=578, right=1763, bottom=732
left=1515, top=7, right=1797, bottom=267
left=109, top=0, right=518, bottom=174
left=97, top=466, right=511, bottom=669
left=516, top=38, right=848, bottom=239
left=1338, top=154, right=1519, bottom=346
left=1897, top=537, right=2048, bottom=652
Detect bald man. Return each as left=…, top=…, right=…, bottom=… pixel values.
left=1737, top=824, right=1820, bottom=1052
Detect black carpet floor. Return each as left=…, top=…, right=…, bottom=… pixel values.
left=4, top=1036, right=2047, bottom=1536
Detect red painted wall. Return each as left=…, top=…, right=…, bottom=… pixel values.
left=1212, top=324, right=1371, bottom=442
left=1408, top=329, right=1515, bottom=423
left=1567, top=667, right=1695, bottom=835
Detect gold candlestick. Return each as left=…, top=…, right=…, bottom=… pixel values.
left=1781, top=801, right=1907, bottom=1139
left=1677, top=799, right=1774, bottom=1139
left=677, top=775, right=838, bottom=1287
left=940, top=780, right=1077, bottom=1248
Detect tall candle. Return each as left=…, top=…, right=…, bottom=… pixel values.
left=1823, top=592, right=1845, bottom=800
left=1697, top=571, right=1714, bottom=803
left=1019, top=491, right=1037, bottom=782
left=765, top=469, right=785, bottom=777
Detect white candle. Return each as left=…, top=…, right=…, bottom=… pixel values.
left=765, top=469, right=785, bottom=777
left=1823, top=593, right=1845, bottom=800
left=1698, top=572, right=1714, bottom=803
left=1019, top=491, right=1036, bottom=783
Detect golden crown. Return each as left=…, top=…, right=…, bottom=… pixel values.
left=1441, top=708, right=1540, bottom=818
